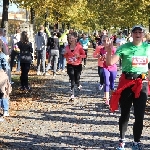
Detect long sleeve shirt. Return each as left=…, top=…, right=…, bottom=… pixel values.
left=64, top=43, right=86, bottom=65
left=35, top=31, right=47, bottom=51
left=93, top=45, right=104, bottom=67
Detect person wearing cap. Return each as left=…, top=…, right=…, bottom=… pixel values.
left=106, top=25, right=149, bottom=150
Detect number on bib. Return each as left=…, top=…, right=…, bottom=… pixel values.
left=132, top=56, right=148, bottom=67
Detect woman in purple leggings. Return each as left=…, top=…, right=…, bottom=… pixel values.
left=100, top=35, right=117, bottom=105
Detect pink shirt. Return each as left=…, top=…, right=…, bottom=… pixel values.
left=100, top=46, right=117, bottom=71
left=93, top=46, right=104, bottom=67
left=64, top=43, right=86, bottom=65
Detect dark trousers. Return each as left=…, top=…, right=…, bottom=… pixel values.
left=119, top=81, right=148, bottom=142
left=50, top=50, right=59, bottom=74
left=10, top=50, right=20, bottom=71
left=92, top=41, right=96, bottom=49
left=37, top=50, right=46, bottom=73
left=98, top=66, right=104, bottom=85
left=67, top=64, right=81, bottom=90
left=20, top=63, right=30, bottom=87
left=83, top=49, right=88, bottom=65
left=58, top=45, right=65, bottom=70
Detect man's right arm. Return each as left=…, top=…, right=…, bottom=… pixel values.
left=106, top=53, right=120, bottom=66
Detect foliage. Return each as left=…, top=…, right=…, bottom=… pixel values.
left=11, top=0, right=150, bottom=32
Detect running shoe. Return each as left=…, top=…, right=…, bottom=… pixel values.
left=116, top=140, right=125, bottom=150
left=132, top=142, right=144, bottom=150
left=98, top=84, right=103, bottom=90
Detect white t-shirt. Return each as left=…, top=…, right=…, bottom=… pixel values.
left=116, top=38, right=126, bottom=46
left=128, top=37, right=133, bottom=42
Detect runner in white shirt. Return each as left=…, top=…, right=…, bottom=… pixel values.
left=116, top=32, right=126, bottom=47
left=116, top=32, right=126, bottom=70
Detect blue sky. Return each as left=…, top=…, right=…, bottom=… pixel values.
left=0, top=3, right=19, bottom=13
left=9, top=3, right=19, bottom=12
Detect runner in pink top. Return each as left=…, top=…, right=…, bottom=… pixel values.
left=93, top=45, right=104, bottom=90
left=100, top=35, right=117, bottom=105
left=64, top=32, right=86, bottom=101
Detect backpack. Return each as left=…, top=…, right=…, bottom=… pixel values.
left=19, top=42, right=32, bottom=63
left=49, top=37, right=55, bottom=49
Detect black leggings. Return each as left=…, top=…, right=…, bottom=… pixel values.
left=83, top=49, right=88, bottom=65
left=67, top=64, right=81, bottom=90
left=119, top=81, right=148, bottom=142
left=98, top=66, right=104, bottom=85
left=20, top=63, right=31, bottom=87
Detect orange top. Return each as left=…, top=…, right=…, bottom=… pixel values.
left=93, top=45, right=104, bottom=67
left=64, top=43, right=86, bottom=65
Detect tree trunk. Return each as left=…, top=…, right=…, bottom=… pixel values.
left=1, top=0, right=9, bottom=31
left=62, top=22, right=65, bottom=32
left=30, top=7, right=35, bottom=24
left=149, top=18, right=150, bottom=33
left=55, top=16, right=59, bottom=30
left=44, top=12, right=47, bottom=28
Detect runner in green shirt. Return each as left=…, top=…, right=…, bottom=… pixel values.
left=106, top=25, right=149, bottom=150
left=116, top=42, right=150, bottom=74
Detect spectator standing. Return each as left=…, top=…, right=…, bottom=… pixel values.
left=17, top=31, right=33, bottom=91
left=35, top=25, right=47, bottom=75
left=58, top=30, right=68, bottom=72
left=0, top=39, right=12, bottom=118
left=10, top=27, right=21, bottom=72
left=45, top=32, right=59, bottom=77
left=2, top=29, right=12, bottom=83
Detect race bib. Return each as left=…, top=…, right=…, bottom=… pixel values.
left=100, top=54, right=106, bottom=61
left=69, top=57, right=77, bottom=62
left=132, top=56, right=148, bottom=67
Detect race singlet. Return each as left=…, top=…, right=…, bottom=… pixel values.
left=132, top=56, right=148, bottom=67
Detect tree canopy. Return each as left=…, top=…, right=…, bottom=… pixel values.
left=12, top=0, right=150, bottom=31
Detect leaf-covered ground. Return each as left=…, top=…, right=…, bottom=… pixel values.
left=0, top=50, right=150, bottom=149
